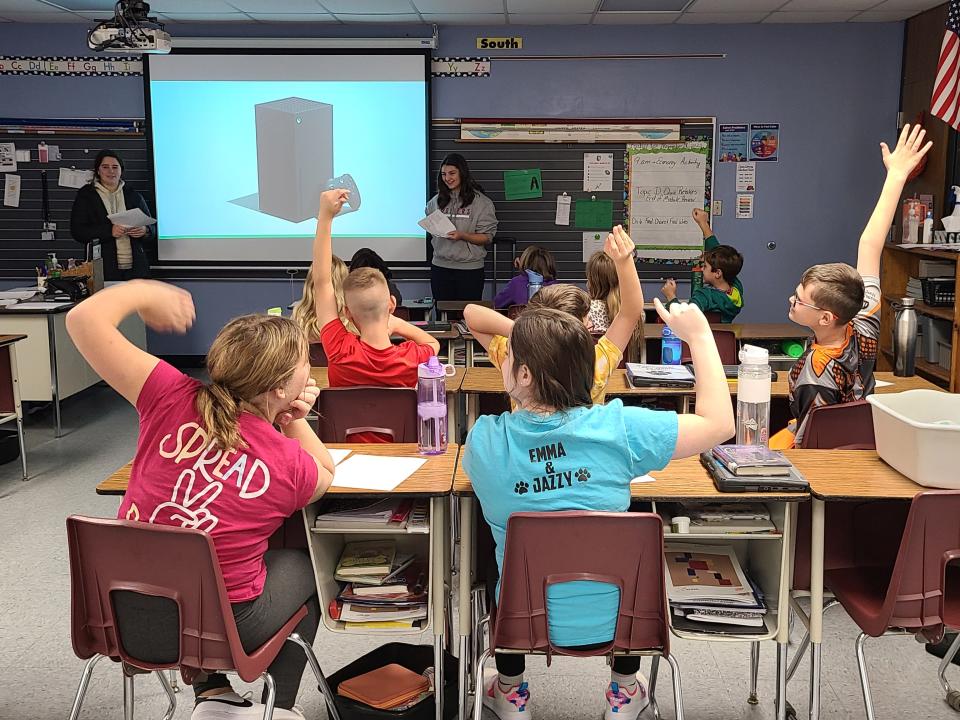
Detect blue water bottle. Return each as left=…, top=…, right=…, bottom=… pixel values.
left=661, top=326, right=682, bottom=365
left=525, top=269, right=544, bottom=301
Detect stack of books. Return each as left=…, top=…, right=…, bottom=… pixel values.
left=664, top=543, right=767, bottom=634
left=314, top=498, right=428, bottom=531
left=625, top=363, right=695, bottom=388
left=662, top=502, right=776, bottom=535
left=332, top=540, right=428, bottom=631
left=701, top=445, right=809, bottom=493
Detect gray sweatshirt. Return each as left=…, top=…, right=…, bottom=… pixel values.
left=425, top=189, right=498, bottom=270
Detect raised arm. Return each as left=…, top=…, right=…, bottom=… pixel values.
left=463, top=303, right=514, bottom=351
left=388, top=316, right=441, bottom=355
left=313, top=189, right=350, bottom=327
left=858, top=124, right=932, bottom=278
left=692, top=207, right=717, bottom=248
left=603, top=225, right=644, bottom=353
left=653, top=298, right=734, bottom=458
left=65, top=280, right=195, bottom=406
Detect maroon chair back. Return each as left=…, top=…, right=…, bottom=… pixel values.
left=825, top=492, right=960, bottom=638
left=393, top=306, right=411, bottom=321
left=652, top=311, right=721, bottom=324
left=493, top=511, right=669, bottom=662
left=680, top=329, right=737, bottom=365
left=66, top=516, right=304, bottom=682
left=309, top=342, right=328, bottom=367
left=798, top=400, right=875, bottom=450
left=315, top=387, right=418, bottom=442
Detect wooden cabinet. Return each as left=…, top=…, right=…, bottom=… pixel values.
left=879, top=243, right=958, bottom=391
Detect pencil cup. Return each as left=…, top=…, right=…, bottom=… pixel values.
left=671, top=516, right=690, bottom=534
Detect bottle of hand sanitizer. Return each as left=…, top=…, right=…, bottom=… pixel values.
left=922, top=210, right=934, bottom=244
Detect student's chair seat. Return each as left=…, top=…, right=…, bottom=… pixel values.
left=680, top=329, right=738, bottom=365
left=823, top=492, right=960, bottom=719
left=798, top=399, right=876, bottom=450
left=65, top=515, right=341, bottom=720
left=315, top=386, right=418, bottom=442
left=473, top=511, right=684, bottom=720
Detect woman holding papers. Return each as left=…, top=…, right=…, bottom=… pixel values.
left=425, top=153, right=498, bottom=301
left=70, top=149, right=155, bottom=280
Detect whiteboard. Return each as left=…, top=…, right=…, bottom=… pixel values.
left=626, top=142, right=710, bottom=261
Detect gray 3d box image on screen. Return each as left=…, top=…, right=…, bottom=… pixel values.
left=255, top=97, right=333, bottom=223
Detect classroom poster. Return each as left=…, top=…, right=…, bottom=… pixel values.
left=736, top=194, right=754, bottom=219
left=583, top=152, right=613, bottom=192
left=503, top=169, right=542, bottom=200
left=582, top=231, right=605, bottom=262
left=749, top=123, right=780, bottom=162
left=575, top=198, right=614, bottom=229
left=735, top=162, right=756, bottom=192
left=0, top=143, right=15, bottom=172
left=718, top=125, right=748, bottom=163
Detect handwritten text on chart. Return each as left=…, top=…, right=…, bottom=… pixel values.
left=635, top=216, right=694, bottom=227
left=631, top=155, right=705, bottom=170
left=634, top=186, right=701, bottom=203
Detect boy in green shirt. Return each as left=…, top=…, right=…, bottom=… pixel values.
left=661, top=208, right=744, bottom=323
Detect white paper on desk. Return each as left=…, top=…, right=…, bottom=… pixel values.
left=0, top=143, right=16, bottom=172
left=874, top=380, right=892, bottom=388
left=108, top=208, right=157, bottom=226
left=328, top=448, right=353, bottom=466
left=331, top=454, right=427, bottom=491
left=555, top=194, right=571, bottom=225
left=0, top=289, right=39, bottom=301
left=3, top=173, right=20, bottom=207
left=418, top=210, right=456, bottom=238
left=631, top=475, right=655, bottom=484
left=11, top=301, right=74, bottom=309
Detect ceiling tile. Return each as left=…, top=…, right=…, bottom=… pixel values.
left=248, top=12, right=338, bottom=21
left=333, top=12, right=422, bottom=21
left=779, top=0, right=878, bottom=9
left=0, top=10, right=86, bottom=20
left=593, top=10, right=679, bottom=22
left=509, top=12, right=592, bottom=22
left=413, top=0, right=502, bottom=11
left=763, top=10, right=859, bottom=21
left=421, top=12, right=507, bottom=23
left=321, top=0, right=414, bottom=11
left=507, top=0, right=597, bottom=12
left=685, top=0, right=781, bottom=9
left=0, top=0, right=65, bottom=11
left=599, top=0, right=688, bottom=9
left=870, top=0, right=942, bottom=9
left=850, top=8, right=916, bottom=20
left=151, top=0, right=239, bottom=11
left=678, top=10, right=769, bottom=22
left=157, top=11, right=249, bottom=20
left=227, top=0, right=323, bottom=10
left=51, top=1, right=123, bottom=10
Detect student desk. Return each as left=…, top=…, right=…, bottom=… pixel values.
left=0, top=302, right=146, bottom=437
left=452, top=453, right=807, bottom=720
left=0, top=334, right=27, bottom=479
left=95, top=443, right=457, bottom=720
left=796, top=450, right=927, bottom=720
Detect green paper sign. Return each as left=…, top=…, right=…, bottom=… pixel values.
left=575, top=198, right=614, bottom=229
left=503, top=169, right=543, bottom=200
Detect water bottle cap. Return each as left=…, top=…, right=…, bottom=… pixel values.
left=525, top=269, right=544, bottom=285
left=899, top=297, right=915, bottom=307
left=419, top=355, right=455, bottom=378
left=662, top=326, right=673, bottom=337
left=739, top=344, right=769, bottom=364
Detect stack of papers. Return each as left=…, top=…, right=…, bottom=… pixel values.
left=331, top=454, right=426, bottom=492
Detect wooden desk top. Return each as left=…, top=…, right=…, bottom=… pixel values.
left=0, top=334, right=27, bottom=346
left=794, top=450, right=925, bottom=501
left=310, top=366, right=466, bottom=393
left=461, top=368, right=940, bottom=399
left=96, top=443, right=459, bottom=497
left=0, top=302, right=75, bottom=315
left=454, top=450, right=808, bottom=501
left=728, top=323, right=812, bottom=341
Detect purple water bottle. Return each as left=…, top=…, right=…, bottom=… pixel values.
left=418, top=356, right=454, bottom=455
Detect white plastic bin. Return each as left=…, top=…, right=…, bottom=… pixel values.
left=867, top=390, right=960, bottom=489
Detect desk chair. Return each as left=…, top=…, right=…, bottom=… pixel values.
left=824, top=492, right=960, bottom=720
left=315, top=386, right=417, bottom=442
left=66, top=516, right=340, bottom=720
left=438, top=300, right=492, bottom=322
left=0, top=342, right=26, bottom=479
left=309, top=342, right=328, bottom=368
left=472, top=511, right=683, bottom=720
left=798, top=400, right=875, bottom=450
left=680, top=329, right=738, bottom=365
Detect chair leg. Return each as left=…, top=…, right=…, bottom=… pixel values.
left=649, top=656, right=661, bottom=720
left=168, top=669, right=180, bottom=693
left=261, top=672, right=277, bottom=720
left=287, top=632, right=342, bottom=720
left=938, top=632, right=960, bottom=710
left=123, top=669, right=135, bottom=720
left=665, top=653, right=684, bottom=720
left=473, top=648, right=491, bottom=720
left=855, top=632, right=877, bottom=720
left=155, top=670, right=177, bottom=720
left=748, top=641, right=760, bottom=704
left=68, top=654, right=105, bottom=720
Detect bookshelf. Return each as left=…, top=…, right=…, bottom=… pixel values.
left=879, top=243, right=959, bottom=392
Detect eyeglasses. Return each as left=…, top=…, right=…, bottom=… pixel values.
left=790, top=294, right=824, bottom=312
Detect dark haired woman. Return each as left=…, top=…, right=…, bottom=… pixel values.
left=425, top=153, right=498, bottom=301
left=70, top=149, right=155, bottom=280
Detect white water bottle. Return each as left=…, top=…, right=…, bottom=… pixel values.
left=736, top=345, right=772, bottom=446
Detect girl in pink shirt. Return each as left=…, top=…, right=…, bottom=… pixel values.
left=67, top=280, right=335, bottom=720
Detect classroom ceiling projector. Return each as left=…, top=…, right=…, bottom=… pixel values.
left=87, top=0, right=171, bottom=54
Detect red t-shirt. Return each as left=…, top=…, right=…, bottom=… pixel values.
left=117, top=361, right=318, bottom=603
left=320, top=318, right=434, bottom=388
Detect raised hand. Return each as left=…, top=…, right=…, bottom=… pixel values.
left=135, top=280, right=195, bottom=334
left=692, top=207, right=710, bottom=227
left=318, top=188, right=349, bottom=219
left=881, top=124, right=933, bottom=180
left=662, top=278, right=677, bottom=301
left=653, top=297, right=710, bottom=343
left=604, top=225, right=636, bottom=264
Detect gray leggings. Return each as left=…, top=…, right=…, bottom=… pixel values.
left=193, top=549, right=321, bottom=709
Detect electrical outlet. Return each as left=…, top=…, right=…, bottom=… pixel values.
left=712, top=200, right=722, bottom=216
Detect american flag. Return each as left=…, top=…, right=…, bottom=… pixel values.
left=932, top=0, right=960, bottom=129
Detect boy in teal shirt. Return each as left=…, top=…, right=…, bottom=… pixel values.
left=662, top=208, right=744, bottom=323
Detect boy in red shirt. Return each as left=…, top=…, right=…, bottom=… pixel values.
left=314, top=191, right=439, bottom=423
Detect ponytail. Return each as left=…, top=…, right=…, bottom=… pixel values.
left=195, top=382, right=243, bottom=451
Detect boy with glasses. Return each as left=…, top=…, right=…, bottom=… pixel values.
left=771, top=125, right=932, bottom=448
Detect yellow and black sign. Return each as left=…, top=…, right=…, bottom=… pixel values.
left=476, top=36, right=523, bottom=50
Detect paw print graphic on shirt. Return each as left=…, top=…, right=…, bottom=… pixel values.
left=514, top=481, right=529, bottom=495
left=575, top=468, right=591, bottom=483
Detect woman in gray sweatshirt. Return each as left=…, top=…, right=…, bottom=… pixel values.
left=426, top=153, right=498, bottom=301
